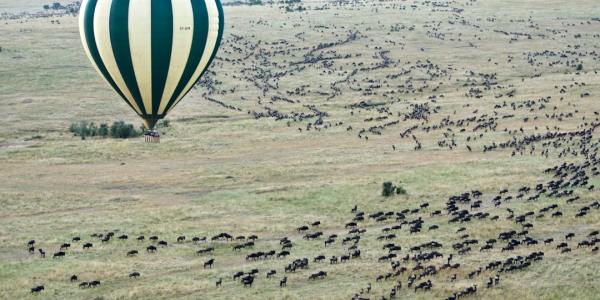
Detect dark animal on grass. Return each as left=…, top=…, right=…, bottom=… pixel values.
left=267, top=270, right=277, bottom=278
left=147, top=245, right=157, bottom=253
left=83, top=243, right=93, bottom=249
left=38, top=249, right=45, bottom=258
left=70, top=275, right=78, bottom=282
left=129, top=272, right=140, bottom=278
left=197, top=247, right=214, bottom=255
left=127, top=250, right=138, bottom=256
left=30, top=285, right=44, bottom=293
left=280, top=276, right=287, bottom=287
left=53, top=251, right=65, bottom=258
left=216, top=278, right=222, bottom=287
left=242, top=276, right=254, bottom=287
left=233, top=271, right=244, bottom=280
left=309, top=271, right=327, bottom=280
left=204, top=258, right=215, bottom=268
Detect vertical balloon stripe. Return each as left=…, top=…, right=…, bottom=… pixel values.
left=94, top=0, right=142, bottom=115
left=108, top=0, right=147, bottom=115
left=200, top=0, right=224, bottom=80
left=80, top=0, right=133, bottom=113
left=166, top=0, right=220, bottom=114
left=157, top=0, right=195, bottom=115
left=150, top=0, right=174, bottom=116
left=128, top=0, right=153, bottom=115
left=159, top=0, right=209, bottom=115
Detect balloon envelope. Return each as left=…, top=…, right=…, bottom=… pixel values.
left=79, top=0, right=224, bottom=129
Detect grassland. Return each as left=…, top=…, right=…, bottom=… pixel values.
left=0, top=0, right=599, bottom=299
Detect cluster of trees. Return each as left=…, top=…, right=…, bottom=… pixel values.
left=68, top=120, right=169, bottom=140
left=43, top=2, right=64, bottom=10
left=382, top=181, right=407, bottom=197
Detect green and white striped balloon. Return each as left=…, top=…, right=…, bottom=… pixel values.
left=79, top=0, right=224, bottom=129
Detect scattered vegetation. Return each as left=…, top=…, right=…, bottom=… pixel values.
left=382, top=181, right=406, bottom=197
left=69, top=120, right=143, bottom=140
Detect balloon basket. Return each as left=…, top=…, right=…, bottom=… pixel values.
left=144, top=130, right=160, bottom=143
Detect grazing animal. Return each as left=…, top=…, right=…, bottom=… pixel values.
left=83, top=243, right=93, bottom=249
left=216, top=278, right=222, bottom=287
left=146, top=245, right=157, bottom=253
left=242, top=276, right=254, bottom=287
left=127, top=250, right=138, bottom=256
left=53, top=251, right=65, bottom=258
left=267, top=270, right=277, bottom=278
left=309, top=271, right=327, bottom=280
left=38, top=249, right=45, bottom=258
left=70, top=275, right=78, bottom=282
left=30, top=285, right=44, bottom=293
left=204, top=259, right=215, bottom=268
left=129, top=272, right=140, bottom=278
left=280, top=276, right=287, bottom=287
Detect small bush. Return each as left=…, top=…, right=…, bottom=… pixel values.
left=110, top=121, right=142, bottom=139
left=69, top=120, right=142, bottom=139
left=98, top=123, right=109, bottom=137
left=396, top=186, right=407, bottom=195
left=382, top=181, right=396, bottom=197
left=382, top=181, right=407, bottom=197
left=576, top=63, right=583, bottom=71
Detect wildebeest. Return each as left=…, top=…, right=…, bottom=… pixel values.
left=204, top=258, right=215, bottom=268
left=30, top=285, right=44, bottom=293
left=197, top=247, right=214, bottom=255
left=129, top=272, right=140, bottom=278
left=309, top=271, right=327, bottom=280
left=242, top=275, right=254, bottom=287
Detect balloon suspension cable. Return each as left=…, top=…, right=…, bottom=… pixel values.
left=143, top=117, right=160, bottom=143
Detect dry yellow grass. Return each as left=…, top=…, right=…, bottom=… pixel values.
left=1, top=0, right=599, bottom=299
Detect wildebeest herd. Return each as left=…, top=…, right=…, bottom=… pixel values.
left=2, top=0, right=600, bottom=299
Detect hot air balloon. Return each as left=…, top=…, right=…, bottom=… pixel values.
left=79, top=0, right=224, bottom=141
